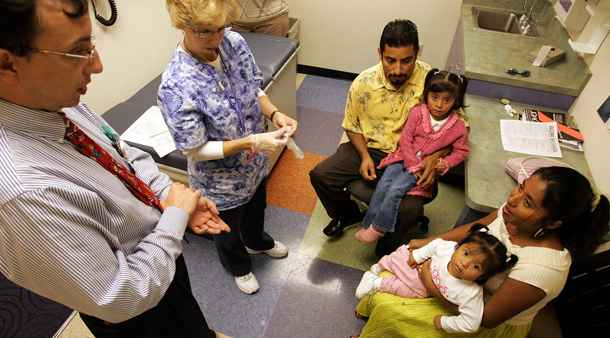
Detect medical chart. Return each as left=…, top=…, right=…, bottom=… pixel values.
left=500, top=120, right=562, bottom=158
left=120, top=106, right=177, bottom=158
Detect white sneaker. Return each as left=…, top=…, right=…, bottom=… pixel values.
left=246, top=241, right=288, bottom=258
left=235, top=272, right=259, bottom=294
left=355, top=271, right=381, bottom=300
left=370, top=263, right=384, bottom=275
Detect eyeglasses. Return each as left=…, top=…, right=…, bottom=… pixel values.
left=506, top=68, right=530, bottom=77
left=191, top=25, right=232, bottom=39
left=26, top=35, right=96, bottom=65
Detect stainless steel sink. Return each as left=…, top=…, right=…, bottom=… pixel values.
left=472, top=7, right=538, bottom=37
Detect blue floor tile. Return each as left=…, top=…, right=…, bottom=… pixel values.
left=264, top=255, right=367, bottom=338
left=182, top=205, right=311, bottom=338
left=183, top=234, right=282, bottom=338
left=292, top=106, right=345, bottom=157
left=297, top=75, right=352, bottom=115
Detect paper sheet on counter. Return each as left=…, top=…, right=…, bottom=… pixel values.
left=500, top=120, right=562, bottom=158
left=120, top=106, right=177, bottom=158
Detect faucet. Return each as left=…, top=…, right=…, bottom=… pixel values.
left=519, top=0, right=539, bottom=34
left=519, top=0, right=538, bottom=26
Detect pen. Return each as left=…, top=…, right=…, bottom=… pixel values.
left=102, top=126, right=125, bottom=158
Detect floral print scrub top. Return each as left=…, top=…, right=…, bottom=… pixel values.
left=157, top=31, right=267, bottom=210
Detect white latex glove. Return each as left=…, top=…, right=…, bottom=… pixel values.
left=250, top=127, right=289, bottom=155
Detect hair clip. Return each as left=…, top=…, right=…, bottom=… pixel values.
left=506, top=251, right=513, bottom=263
left=479, top=227, right=492, bottom=235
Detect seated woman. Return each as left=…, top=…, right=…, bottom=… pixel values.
left=353, top=166, right=609, bottom=337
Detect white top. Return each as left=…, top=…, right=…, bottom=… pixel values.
left=484, top=205, right=572, bottom=325
left=430, top=114, right=450, bottom=131
left=413, top=239, right=485, bottom=333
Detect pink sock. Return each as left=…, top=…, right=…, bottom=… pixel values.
left=355, top=225, right=385, bottom=243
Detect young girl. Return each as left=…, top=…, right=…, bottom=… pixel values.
left=355, top=224, right=518, bottom=334
left=355, top=69, right=470, bottom=243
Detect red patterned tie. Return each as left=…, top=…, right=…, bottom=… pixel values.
left=58, top=112, right=162, bottom=211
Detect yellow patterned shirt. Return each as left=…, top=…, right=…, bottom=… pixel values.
left=341, top=61, right=469, bottom=153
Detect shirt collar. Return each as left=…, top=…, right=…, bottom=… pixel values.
left=430, top=114, right=450, bottom=131
left=0, top=99, right=67, bottom=142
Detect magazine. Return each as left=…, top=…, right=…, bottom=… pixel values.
left=520, top=109, right=584, bottom=152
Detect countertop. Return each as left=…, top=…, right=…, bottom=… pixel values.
left=464, top=94, right=594, bottom=213
left=461, top=0, right=591, bottom=96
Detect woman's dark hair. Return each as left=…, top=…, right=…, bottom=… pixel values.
left=423, top=68, right=469, bottom=111
left=379, top=19, right=419, bottom=55
left=534, top=167, right=610, bottom=259
left=0, top=0, right=88, bottom=57
left=459, top=223, right=518, bottom=285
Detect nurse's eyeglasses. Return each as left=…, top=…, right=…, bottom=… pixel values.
left=506, top=68, right=530, bottom=77
left=192, top=25, right=232, bottom=39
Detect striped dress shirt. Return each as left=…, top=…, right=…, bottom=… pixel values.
left=0, top=99, right=189, bottom=323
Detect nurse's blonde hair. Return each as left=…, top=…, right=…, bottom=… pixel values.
left=166, top=0, right=239, bottom=30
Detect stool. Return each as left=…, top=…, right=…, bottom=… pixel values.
left=346, top=179, right=437, bottom=231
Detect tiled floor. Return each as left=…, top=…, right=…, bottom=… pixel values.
left=57, top=74, right=466, bottom=338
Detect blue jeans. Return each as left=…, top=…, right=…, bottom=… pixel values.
left=363, top=163, right=418, bottom=233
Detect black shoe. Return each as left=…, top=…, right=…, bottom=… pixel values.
left=323, top=203, right=363, bottom=237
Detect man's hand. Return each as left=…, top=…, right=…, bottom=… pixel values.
left=345, top=131, right=376, bottom=181
left=417, top=154, right=439, bottom=190
left=160, top=182, right=201, bottom=215
left=435, top=161, right=447, bottom=173
left=359, top=157, right=377, bottom=181
left=187, top=196, right=230, bottom=235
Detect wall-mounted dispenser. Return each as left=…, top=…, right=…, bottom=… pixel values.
left=554, top=0, right=599, bottom=31
left=564, top=3, right=610, bottom=54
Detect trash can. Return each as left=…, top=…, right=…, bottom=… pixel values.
left=287, top=17, right=300, bottom=40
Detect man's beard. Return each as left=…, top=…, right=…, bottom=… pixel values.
left=388, top=74, right=407, bottom=86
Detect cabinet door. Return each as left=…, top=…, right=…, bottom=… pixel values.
left=445, top=20, right=464, bottom=75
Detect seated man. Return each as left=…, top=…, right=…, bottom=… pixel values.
left=309, top=19, right=468, bottom=257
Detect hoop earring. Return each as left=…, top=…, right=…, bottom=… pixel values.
left=534, top=227, right=546, bottom=238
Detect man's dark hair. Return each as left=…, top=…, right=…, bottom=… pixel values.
left=0, top=0, right=89, bottom=57
left=379, top=19, right=419, bottom=55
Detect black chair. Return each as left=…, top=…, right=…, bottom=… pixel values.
left=551, top=248, right=610, bottom=337
left=346, top=178, right=437, bottom=231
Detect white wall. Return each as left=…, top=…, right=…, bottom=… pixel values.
left=86, top=0, right=182, bottom=114
left=564, top=0, right=610, bottom=195
left=85, top=0, right=609, bottom=196
left=288, top=0, right=462, bottom=73
left=86, top=0, right=462, bottom=112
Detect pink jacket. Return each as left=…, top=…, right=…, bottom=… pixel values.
left=378, top=104, right=469, bottom=197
